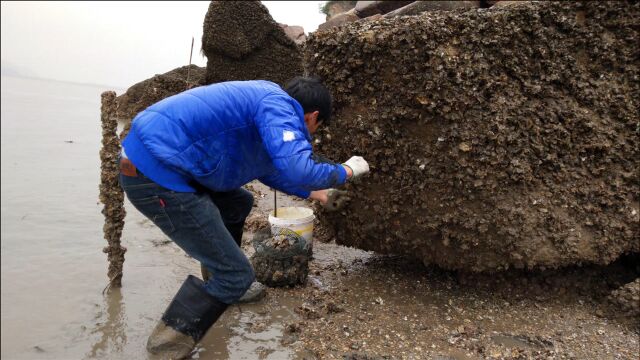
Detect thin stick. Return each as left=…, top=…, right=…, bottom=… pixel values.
left=274, top=189, right=278, bottom=218
left=189, top=36, right=194, bottom=65
left=186, top=36, right=195, bottom=86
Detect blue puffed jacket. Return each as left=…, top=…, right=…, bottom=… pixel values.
left=121, top=80, right=347, bottom=198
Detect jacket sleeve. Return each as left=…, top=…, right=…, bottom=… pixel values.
left=255, top=94, right=347, bottom=195
left=258, top=171, right=311, bottom=199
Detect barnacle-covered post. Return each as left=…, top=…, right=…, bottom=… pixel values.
left=99, top=91, right=127, bottom=288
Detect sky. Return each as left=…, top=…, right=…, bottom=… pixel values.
left=0, top=1, right=327, bottom=88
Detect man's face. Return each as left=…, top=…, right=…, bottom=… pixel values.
left=304, top=111, right=322, bottom=135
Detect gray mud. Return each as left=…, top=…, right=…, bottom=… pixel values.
left=238, top=183, right=640, bottom=360
left=278, top=245, right=639, bottom=359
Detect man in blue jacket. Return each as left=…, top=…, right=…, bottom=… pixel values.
left=119, top=77, right=369, bottom=358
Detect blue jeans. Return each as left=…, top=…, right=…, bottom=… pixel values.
left=119, top=161, right=255, bottom=304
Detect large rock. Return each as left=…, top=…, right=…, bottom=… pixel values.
left=486, top=1, right=531, bottom=8
left=280, top=24, right=306, bottom=45
left=318, top=9, right=361, bottom=32
left=491, top=1, right=530, bottom=8
left=114, top=65, right=206, bottom=135
left=354, top=1, right=414, bottom=17
left=305, top=1, right=640, bottom=271
left=323, top=1, right=358, bottom=20
left=201, top=1, right=302, bottom=85
left=384, top=1, right=480, bottom=18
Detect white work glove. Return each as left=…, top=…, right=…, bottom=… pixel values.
left=343, top=156, right=370, bottom=179
left=323, top=189, right=351, bottom=212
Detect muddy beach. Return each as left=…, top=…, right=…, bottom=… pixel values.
left=236, top=183, right=640, bottom=360
left=4, top=1, right=636, bottom=359
left=93, top=1, right=638, bottom=358
left=1, top=74, right=637, bottom=359
left=269, top=245, right=639, bottom=359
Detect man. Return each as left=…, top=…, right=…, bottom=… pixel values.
left=118, top=77, right=369, bottom=358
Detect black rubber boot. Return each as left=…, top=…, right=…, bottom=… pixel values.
left=147, top=275, right=228, bottom=359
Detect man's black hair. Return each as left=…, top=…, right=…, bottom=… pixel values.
left=284, top=77, right=332, bottom=125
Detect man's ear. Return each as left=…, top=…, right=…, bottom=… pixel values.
left=310, top=110, right=320, bottom=124
left=304, top=111, right=322, bottom=134
left=304, top=111, right=320, bottom=126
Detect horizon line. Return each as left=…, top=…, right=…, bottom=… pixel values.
left=1, top=73, right=127, bottom=91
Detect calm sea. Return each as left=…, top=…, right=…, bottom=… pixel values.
left=0, top=75, right=190, bottom=359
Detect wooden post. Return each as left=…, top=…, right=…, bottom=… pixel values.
left=99, top=91, right=127, bottom=289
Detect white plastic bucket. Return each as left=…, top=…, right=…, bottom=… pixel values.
left=268, top=207, right=315, bottom=243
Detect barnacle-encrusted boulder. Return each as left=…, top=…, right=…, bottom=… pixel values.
left=114, top=65, right=205, bottom=121
left=384, top=1, right=480, bottom=18
left=318, top=9, right=361, bottom=31
left=201, top=1, right=303, bottom=85
left=323, top=1, right=358, bottom=20
left=354, top=1, right=414, bottom=17
left=306, top=1, right=639, bottom=271
left=114, top=65, right=205, bottom=137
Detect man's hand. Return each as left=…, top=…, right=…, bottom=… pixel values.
left=309, top=189, right=329, bottom=204
left=343, top=156, right=369, bottom=179
left=309, top=189, right=351, bottom=212
left=325, top=189, right=350, bottom=211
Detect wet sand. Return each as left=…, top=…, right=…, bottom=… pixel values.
left=274, top=244, right=639, bottom=359
left=239, top=184, right=639, bottom=359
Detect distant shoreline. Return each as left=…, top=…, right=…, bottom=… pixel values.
left=1, top=73, right=125, bottom=91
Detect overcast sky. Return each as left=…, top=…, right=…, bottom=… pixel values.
left=0, top=1, right=327, bottom=88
